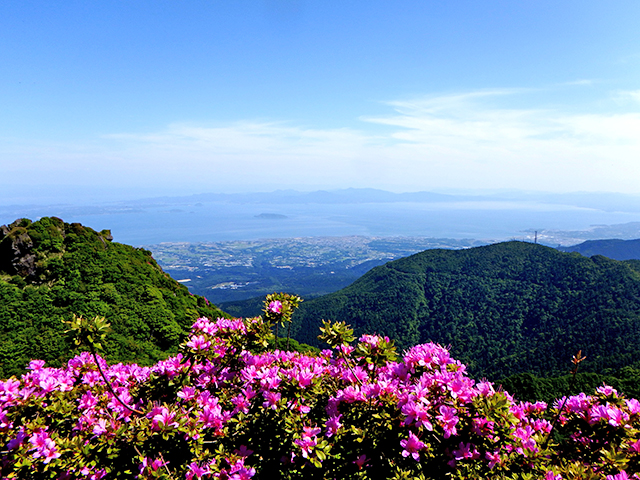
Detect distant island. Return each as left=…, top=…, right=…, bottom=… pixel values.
left=254, top=213, right=288, bottom=219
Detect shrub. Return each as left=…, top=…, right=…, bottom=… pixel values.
left=1, top=299, right=640, bottom=479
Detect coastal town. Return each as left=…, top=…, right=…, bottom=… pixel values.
left=145, top=236, right=486, bottom=303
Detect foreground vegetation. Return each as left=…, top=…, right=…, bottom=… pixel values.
left=1, top=296, right=639, bottom=479
left=292, top=241, right=640, bottom=380
left=0, top=217, right=226, bottom=378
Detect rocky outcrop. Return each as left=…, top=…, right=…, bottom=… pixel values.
left=0, top=219, right=37, bottom=278
left=0, top=218, right=114, bottom=280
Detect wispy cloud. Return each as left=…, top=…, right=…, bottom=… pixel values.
left=615, top=89, right=640, bottom=105
left=4, top=88, right=640, bottom=194
left=560, top=79, right=595, bottom=86
left=361, top=89, right=640, bottom=192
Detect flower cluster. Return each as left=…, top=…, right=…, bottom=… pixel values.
left=2, top=312, right=640, bottom=479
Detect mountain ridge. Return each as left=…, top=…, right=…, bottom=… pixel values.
left=290, top=241, right=640, bottom=379
left=559, top=238, right=640, bottom=260
left=0, top=217, right=228, bottom=377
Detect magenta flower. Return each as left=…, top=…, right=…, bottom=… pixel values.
left=7, top=427, right=26, bottom=450
left=325, top=414, right=342, bottom=437
left=262, top=391, right=281, bottom=410
left=177, top=386, right=197, bottom=402
left=227, top=458, right=256, bottom=479
left=139, top=456, right=167, bottom=475
left=606, top=472, right=630, bottom=480
left=436, top=405, right=459, bottom=438
left=626, top=398, right=640, bottom=414
left=151, top=406, right=179, bottom=430
left=187, top=334, right=211, bottom=352
left=92, top=418, right=109, bottom=436
left=28, top=430, right=60, bottom=464
left=485, top=450, right=501, bottom=469
left=268, top=300, right=283, bottom=314
left=401, top=399, right=433, bottom=430
left=400, top=431, right=425, bottom=460
left=629, top=439, right=640, bottom=454
left=449, top=441, right=479, bottom=467
left=292, top=367, right=314, bottom=388
left=597, top=384, right=618, bottom=397
left=294, top=428, right=320, bottom=459
left=186, top=461, right=211, bottom=480
left=513, top=425, right=537, bottom=453
left=359, top=334, right=382, bottom=347
left=78, top=390, right=98, bottom=410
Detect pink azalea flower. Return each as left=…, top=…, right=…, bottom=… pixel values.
left=92, top=418, right=109, bottom=436
left=359, top=334, right=382, bottom=347
left=449, top=441, right=479, bottom=466
left=29, top=430, right=61, bottom=464
left=139, top=456, right=167, bottom=474
left=7, top=428, right=26, bottom=450
left=177, top=386, right=197, bottom=402
left=400, top=431, right=425, bottom=460
left=186, top=461, right=211, bottom=480
left=187, top=335, right=211, bottom=352
left=485, top=450, right=501, bottom=469
left=606, top=471, right=630, bottom=480
left=629, top=439, right=640, bottom=454
left=151, top=406, right=179, bottom=430
left=294, top=436, right=317, bottom=459
left=436, top=405, right=459, bottom=438
left=401, top=399, right=433, bottom=430
left=268, top=301, right=283, bottom=314
left=262, top=391, right=281, bottom=410
left=78, top=390, right=99, bottom=410
left=325, top=414, right=342, bottom=437
left=597, top=384, right=618, bottom=397
left=626, top=398, right=640, bottom=414
left=227, top=459, right=256, bottom=480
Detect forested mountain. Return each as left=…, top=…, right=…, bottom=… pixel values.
left=559, top=238, right=640, bottom=260
left=0, top=217, right=227, bottom=377
left=291, top=241, right=640, bottom=380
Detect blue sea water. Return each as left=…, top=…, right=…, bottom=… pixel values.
left=3, top=199, right=640, bottom=246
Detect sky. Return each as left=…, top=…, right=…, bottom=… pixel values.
left=2, top=0, right=640, bottom=204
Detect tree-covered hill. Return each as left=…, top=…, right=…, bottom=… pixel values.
left=559, top=238, right=640, bottom=260
left=291, top=241, right=640, bottom=380
left=0, top=217, right=227, bottom=377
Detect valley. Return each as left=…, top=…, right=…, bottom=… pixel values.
left=145, top=236, right=487, bottom=304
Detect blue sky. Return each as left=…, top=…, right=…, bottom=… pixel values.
left=2, top=0, right=640, bottom=203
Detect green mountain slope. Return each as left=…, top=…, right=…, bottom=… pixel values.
left=559, top=238, right=640, bottom=260
left=291, top=241, right=640, bottom=379
left=0, top=217, right=227, bottom=377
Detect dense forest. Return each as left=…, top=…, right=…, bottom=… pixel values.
left=0, top=217, right=227, bottom=377
left=560, top=237, right=640, bottom=260
left=5, top=217, right=640, bottom=402
left=290, top=241, right=640, bottom=381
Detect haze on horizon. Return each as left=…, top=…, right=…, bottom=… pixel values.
left=2, top=1, right=640, bottom=205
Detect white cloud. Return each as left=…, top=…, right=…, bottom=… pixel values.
left=615, top=89, right=640, bottom=105
left=4, top=88, right=640, bottom=195
left=561, top=79, right=595, bottom=86
left=361, top=90, right=640, bottom=192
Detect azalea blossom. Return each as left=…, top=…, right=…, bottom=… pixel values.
left=400, top=431, right=425, bottom=460
left=268, top=300, right=283, bottom=314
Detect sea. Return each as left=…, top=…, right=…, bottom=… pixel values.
left=4, top=198, right=640, bottom=246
